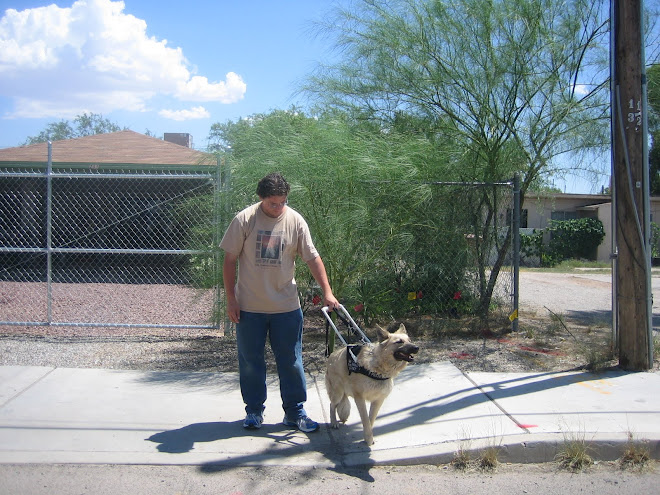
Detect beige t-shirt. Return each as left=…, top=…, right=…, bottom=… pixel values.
left=220, top=202, right=319, bottom=313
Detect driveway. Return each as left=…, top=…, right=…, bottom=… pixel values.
left=519, top=270, right=660, bottom=332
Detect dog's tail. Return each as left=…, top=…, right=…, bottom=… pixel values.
left=337, top=395, right=351, bottom=423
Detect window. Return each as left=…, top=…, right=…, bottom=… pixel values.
left=551, top=210, right=578, bottom=221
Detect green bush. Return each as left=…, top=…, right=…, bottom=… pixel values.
left=545, top=218, right=605, bottom=265
left=520, top=229, right=544, bottom=264
left=651, top=222, right=660, bottom=260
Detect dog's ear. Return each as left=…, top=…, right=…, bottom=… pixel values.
left=376, top=325, right=390, bottom=342
left=393, top=323, right=407, bottom=335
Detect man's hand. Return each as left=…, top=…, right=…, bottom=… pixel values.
left=226, top=296, right=241, bottom=324
left=223, top=252, right=240, bottom=323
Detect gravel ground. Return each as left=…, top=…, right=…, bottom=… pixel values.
left=1, top=270, right=658, bottom=373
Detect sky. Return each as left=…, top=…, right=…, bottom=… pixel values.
left=0, top=0, right=639, bottom=194
left=0, top=0, right=345, bottom=150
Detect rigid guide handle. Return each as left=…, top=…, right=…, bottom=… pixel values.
left=321, top=304, right=371, bottom=345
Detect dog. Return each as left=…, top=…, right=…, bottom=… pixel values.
left=325, top=323, right=419, bottom=445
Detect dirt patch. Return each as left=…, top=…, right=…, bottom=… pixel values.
left=1, top=270, right=658, bottom=373
left=0, top=309, right=625, bottom=373
left=301, top=310, right=626, bottom=375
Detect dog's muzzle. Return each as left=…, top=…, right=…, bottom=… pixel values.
left=394, top=344, right=419, bottom=362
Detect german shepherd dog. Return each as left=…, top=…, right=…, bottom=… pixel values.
left=325, top=324, right=419, bottom=445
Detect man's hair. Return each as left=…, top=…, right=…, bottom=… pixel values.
left=256, top=172, right=290, bottom=198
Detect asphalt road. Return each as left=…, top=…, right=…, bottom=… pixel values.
left=2, top=462, right=659, bottom=495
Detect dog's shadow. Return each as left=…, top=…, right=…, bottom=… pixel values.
left=147, top=421, right=306, bottom=453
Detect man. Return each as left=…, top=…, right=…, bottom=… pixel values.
left=220, top=172, right=339, bottom=432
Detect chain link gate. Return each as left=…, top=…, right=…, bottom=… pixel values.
left=0, top=143, right=222, bottom=332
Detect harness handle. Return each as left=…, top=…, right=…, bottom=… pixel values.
left=321, top=304, right=371, bottom=356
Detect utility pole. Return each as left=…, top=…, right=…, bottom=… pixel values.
left=612, top=0, right=653, bottom=370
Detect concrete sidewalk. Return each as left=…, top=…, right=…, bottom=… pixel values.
left=1, top=363, right=659, bottom=468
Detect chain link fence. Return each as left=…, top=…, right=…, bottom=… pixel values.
left=291, top=179, right=519, bottom=328
left=1, top=152, right=518, bottom=334
left=0, top=151, right=221, bottom=332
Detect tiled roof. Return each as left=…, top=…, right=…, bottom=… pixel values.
left=0, top=130, right=216, bottom=166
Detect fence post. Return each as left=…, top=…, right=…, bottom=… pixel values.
left=46, top=142, right=53, bottom=325
left=512, top=173, right=520, bottom=332
left=212, top=155, right=223, bottom=332
left=220, top=153, right=234, bottom=335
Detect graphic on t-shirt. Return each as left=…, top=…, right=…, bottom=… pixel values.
left=255, top=230, right=284, bottom=266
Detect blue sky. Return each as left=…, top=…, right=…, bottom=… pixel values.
left=0, top=0, right=344, bottom=150
left=0, top=0, right=642, bottom=194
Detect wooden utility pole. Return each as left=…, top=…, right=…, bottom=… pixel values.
left=612, top=0, right=653, bottom=370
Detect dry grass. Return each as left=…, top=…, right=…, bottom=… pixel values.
left=478, top=446, right=500, bottom=471
left=555, top=432, right=593, bottom=472
left=620, top=433, right=652, bottom=471
left=451, top=448, right=472, bottom=471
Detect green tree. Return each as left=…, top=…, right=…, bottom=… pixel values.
left=306, top=0, right=611, bottom=317
left=208, top=109, right=480, bottom=329
left=212, top=109, right=435, bottom=289
left=24, top=113, right=124, bottom=144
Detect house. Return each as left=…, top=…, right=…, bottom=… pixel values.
left=521, top=192, right=660, bottom=263
left=0, top=131, right=219, bottom=284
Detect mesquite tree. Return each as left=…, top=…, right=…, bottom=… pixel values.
left=306, top=0, right=612, bottom=317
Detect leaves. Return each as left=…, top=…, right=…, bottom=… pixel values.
left=23, top=113, right=124, bottom=145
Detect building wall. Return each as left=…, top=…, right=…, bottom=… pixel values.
left=596, top=202, right=612, bottom=263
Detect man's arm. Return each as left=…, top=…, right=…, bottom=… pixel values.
left=306, top=255, right=339, bottom=310
left=223, top=252, right=240, bottom=323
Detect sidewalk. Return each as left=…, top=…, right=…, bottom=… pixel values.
left=1, top=363, right=659, bottom=468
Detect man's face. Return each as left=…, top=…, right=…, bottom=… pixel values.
left=259, top=194, right=288, bottom=218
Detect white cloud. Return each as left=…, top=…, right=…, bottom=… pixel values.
left=159, top=106, right=211, bottom=121
left=0, top=0, right=246, bottom=119
left=176, top=73, right=247, bottom=103
left=574, top=84, right=590, bottom=96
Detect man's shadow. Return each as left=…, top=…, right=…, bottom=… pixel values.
left=148, top=421, right=377, bottom=482
left=146, top=421, right=337, bottom=457
left=147, top=422, right=241, bottom=453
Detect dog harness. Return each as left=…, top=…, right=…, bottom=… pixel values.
left=346, top=345, right=389, bottom=381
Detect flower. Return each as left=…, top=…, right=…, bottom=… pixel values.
left=453, top=291, right=462, bottom=300
left=312, top=295, right=322, bottom=305
left=354, top=303, right=364, bottom=312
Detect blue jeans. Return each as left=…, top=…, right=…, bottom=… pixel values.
left=236, top=309, right=307, bottom=420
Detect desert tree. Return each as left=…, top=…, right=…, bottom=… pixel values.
left=305, top=0, right=612, bottom=317
left=207, top=108, right=466, bottom=327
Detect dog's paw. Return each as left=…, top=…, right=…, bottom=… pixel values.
left=364, top=434, right=374, bottom=446
left=330, top=421, right=340, bottom=429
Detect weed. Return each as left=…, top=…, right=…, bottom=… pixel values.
left=555, top=434, right=593, bottom=472
left=451, top=428, right=473, bottom=470
left=451, top=448, right=471, bottom=470
left=478, top=446, right=499, bottom=471
left=581, top=344, right=615, bottom=371
left=620, top=432, right=651, bottom=471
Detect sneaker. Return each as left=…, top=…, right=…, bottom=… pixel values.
left=243, top=413, right=263, bottom=430
left=283, top=415, right=319, bottom=433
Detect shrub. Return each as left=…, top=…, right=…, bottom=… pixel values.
left=651, top=222, right=660, bottom=260
left=520, top=229, right=544, bottom=265
left=545, top=218, right=605, bottom=266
